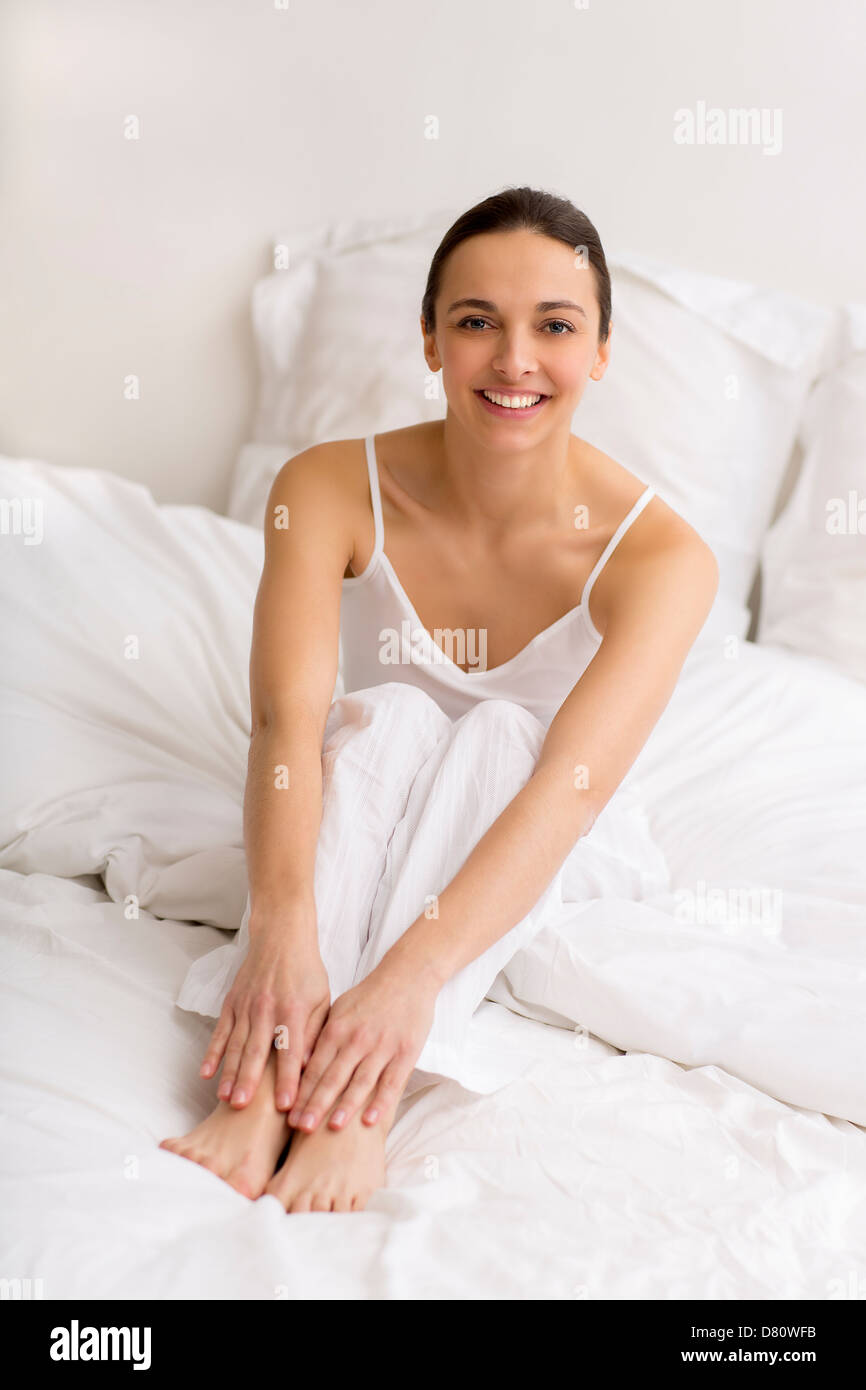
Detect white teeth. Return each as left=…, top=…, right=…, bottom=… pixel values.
left=481, top=390, right=544, bottom=409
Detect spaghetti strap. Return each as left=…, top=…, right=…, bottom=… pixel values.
left=581, top=484, right=656, bottom=609
left=364, top=435, right=385, bottom=560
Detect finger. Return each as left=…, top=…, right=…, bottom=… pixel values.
left=229, top=1005, right=276, bottom=1106
left=287, top=1032, right=339, bottom=1125
left=216, top=1016, right=250, bottom=1100
left=200, top=1004, right=235, bottom=1078
left=274, top=1049, right=300, bottom=1112
left=304, top=996, right=331, bottom=1055
left=274, top=1014, right=305, bottom=1111
left=327, top=1056, right=386, bottom=1129
left=362, top=1058, right=409, bottom=1126
left=276, top=1006, right=327, bottom=1111
left=289, top=1044, right=364, bottom=1132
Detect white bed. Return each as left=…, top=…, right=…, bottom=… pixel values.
left=2, top=464, right=866, bottom=1299
left=3, top=621, right=866, bottom=1301
left=3, top=222, right=866, bottom=1300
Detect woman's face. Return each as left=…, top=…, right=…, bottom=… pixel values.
left=422, top=228, right=611, bottom=440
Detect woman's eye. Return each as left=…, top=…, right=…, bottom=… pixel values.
left=456, top=316, right=575, bottom=334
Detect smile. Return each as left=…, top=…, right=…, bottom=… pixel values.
left=474, top=389, right=550, bottom=417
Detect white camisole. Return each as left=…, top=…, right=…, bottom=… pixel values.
left=340, top=434, right=656, bottom=727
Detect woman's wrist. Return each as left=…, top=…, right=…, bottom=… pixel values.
left=378, top=923, right=452, bottom=995
left=248, top=887, right=317, bottom=941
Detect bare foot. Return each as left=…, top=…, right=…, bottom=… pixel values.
left=263, top=1096, right=400, bottom=1213
left=160, top=1051, right=288, bottom=1199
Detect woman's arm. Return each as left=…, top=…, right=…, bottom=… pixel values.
left=288, top=520, right=719, bottom=1133
left=201, top=443, right=357, bottom=1112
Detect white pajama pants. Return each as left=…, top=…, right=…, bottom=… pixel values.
left=176, top=681, right=667, bottom=1095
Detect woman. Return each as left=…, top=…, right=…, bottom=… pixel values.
left=160, top=186, right=718, bottom=1213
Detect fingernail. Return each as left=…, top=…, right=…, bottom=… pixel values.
left=218, top=1083, right=231, bottom=1099
left=233, top=1089, right=247, bottom=1104
left=331, top=1109, right=346, bottom=1127
left=300, top=1111, right=315, bottom=1128
left=365, top=1109, right=378, bottom=1124
left=276, top=1092, right=290, bottom=1109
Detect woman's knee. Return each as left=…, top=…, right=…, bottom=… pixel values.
left=448, top=698, right=546, bottom=773
left=457, top=696, right=545, bottom=745
left=324, top=680, right=450, bottom=752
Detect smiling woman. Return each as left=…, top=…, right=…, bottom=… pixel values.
left=415, top=191, right=614, bottom=459
left=163, top=186, right=718, bottom=1215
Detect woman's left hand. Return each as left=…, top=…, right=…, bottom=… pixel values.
left=286, top=959, right=440, bottom=1133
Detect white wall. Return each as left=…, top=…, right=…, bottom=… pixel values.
left=2, top=0, right=864, bottom=512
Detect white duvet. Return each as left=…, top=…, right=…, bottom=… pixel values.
left=2, top=457, right=866, bottom=1299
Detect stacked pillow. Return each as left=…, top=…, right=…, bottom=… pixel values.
left=757, top=304, right=866, bottom=684
left=231, top=208, right=833, bottom=649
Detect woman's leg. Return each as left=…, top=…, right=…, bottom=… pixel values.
left=356, top=696, right=554, bottom=1083
left=161, top=682, right=451, bottom=1199
left=264, top=697, right=556, bottom=1213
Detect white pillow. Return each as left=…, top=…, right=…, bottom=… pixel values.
left=572, top=251, right=832, bottom=634
left=234, top=210, right=832, bottom=642
left=0, top=457, right=264, bottom=928
left=227, top=442, right=293, bottom=528
left=757, top=304, right=866, bottom=682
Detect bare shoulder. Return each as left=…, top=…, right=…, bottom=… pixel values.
left=576, top=437, right=719, bottom=630
left=577, top=436, right=716, bottom=557
left=265, top=436, right=375, bottom=564
left=268, top=436, right=368, bottom=504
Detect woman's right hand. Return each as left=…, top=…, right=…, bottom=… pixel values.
left=200, top=917, right=331, bottom=1114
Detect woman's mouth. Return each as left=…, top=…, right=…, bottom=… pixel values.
left=474, top=389, right=550, bottom=418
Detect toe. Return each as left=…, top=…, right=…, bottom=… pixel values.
left=186, top=1148, right=205, bottom=1167
left=227, top=1164, right=263, bottom=1200
left=263, top=1174, right=293, bottom=1212
left=264, top=1169, right=287, bottom=1197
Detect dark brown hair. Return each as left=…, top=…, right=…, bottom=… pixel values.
left=421, top=186, right=612, bottom=344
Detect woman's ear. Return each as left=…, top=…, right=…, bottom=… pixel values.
left=420, top=313, right=442, bottom=372
left=589, top=320, right=613, bottom=381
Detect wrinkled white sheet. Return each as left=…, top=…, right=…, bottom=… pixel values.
left=2, top=867, right=865, bottom=1300
left=2, top=457, right=866, bottom=1296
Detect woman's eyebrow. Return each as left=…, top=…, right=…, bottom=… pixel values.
left=446, top=297, right=587, bottom=319
left=447, top=297, right=589, bottom=318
